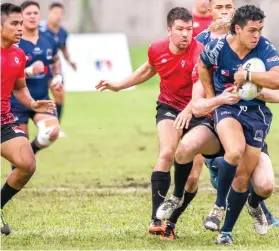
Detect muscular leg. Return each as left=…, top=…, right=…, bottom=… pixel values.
left=151, top=119, right=182, bottom=220
left=1, top=137, right=36, bottom=209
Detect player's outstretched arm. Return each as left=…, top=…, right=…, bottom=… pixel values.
left=197, top=58, right=215, bottom=98
left=96, top=61, right=157, bottom=92
left=192, top=81, right=240, bottom=117
left=13, top=78, right=56, bottom=113
left=61, top=46, right=77, bottom=71
left=257, top=88, right=279, bottom=103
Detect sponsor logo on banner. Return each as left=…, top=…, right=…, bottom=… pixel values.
left=95, top=60, right=112, bottom=71
left=254, top=130, right=263, bottom=142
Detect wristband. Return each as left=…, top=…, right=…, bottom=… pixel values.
left=25, top=65, right=34, bottom=77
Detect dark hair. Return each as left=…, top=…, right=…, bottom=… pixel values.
left=20, top=1, right=40, bottom=11
left=1, top=3, right=22, bottom=24
left=167, top=7, right=193, bottom=27
left=1, top=3, right=21, bottom=16
left=230, top=5, right=265, bottom=34
left=49, top=2, right=64, bottom=10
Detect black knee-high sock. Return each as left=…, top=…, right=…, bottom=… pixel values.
left=151, top=171, right=171, bottom=220
left=221, top=188, right=249, bottom=232
left=248, top=190, right=266, bottom=209
left=173, top=161, right=193, bottom=198
left=169, top=189, right=198, bottom=224
left=1, top=182, right=20, bottom=209
left=31, top=140, right=41, bottom=154
left=56, top=103, right=63, bottom=122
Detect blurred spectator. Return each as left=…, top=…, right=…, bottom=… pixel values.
left=191, top=0, right=212, bottom=37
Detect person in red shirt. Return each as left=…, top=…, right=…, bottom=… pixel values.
left=191, top=0, right=213, bottom=37
left=96, top=7, right=204, bottom=236
left=0, top=3, right=55, bottom=235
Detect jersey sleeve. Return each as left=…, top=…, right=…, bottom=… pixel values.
left=148, top=44, right=155, bottom=66
left=261, top=38, right=279, bottom=70
left=200, top=38, right=224, bottom=68
left=17, top=50, right=26, bottom=79
left=195, top=29, right=209, bottom=45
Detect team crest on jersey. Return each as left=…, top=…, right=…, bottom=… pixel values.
left=14, top=57, right=19, bottom=64
left=181, top=60, right=185, bottom=68
left=46, top=48, right=53, bottom=60
left=254, top=130, right=263, bottom=142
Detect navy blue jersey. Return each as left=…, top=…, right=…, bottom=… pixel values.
left=39, top=21, right=68, bottom=49
left=195, top=28, right=212, bottom=46
left=11, top=31, right=58, bottom=109
left=200, top=36, right=279, bottom=106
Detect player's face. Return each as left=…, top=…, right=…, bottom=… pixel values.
left=48, top=7, right=64, bottom=26
left=209, top=0, right=235, bottom=21
left=22, top=5, right=41, bottom=30
left=168, top=19, right=193, bottom=50
left=1, top=13, right=23, bottom=43
left=236, top=20, right=264, bottom=49
left=194, top=0, right=210, bottom=14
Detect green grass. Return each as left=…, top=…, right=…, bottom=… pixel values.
left=1, top=46, right=279, bottom=250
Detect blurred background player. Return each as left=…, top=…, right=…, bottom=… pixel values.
left=96, top=7, right=204, bottom=236
left=1, top=3, right=55, bottom=235
left=191, top=0, right=212, bottom=37
left=40, top=2, right=77, bottom=136
left=10, top=1, right=62, bottom=168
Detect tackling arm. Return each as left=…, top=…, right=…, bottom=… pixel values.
left=257, top=88, right=279, bottom=103
left=198, top=58, right=215, bottom=98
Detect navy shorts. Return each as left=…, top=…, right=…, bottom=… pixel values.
left=11, top=103, right=57, bottom=125
left=214, top=104, right=272, bottom=148
left=1, top=123, right=27, bottom=143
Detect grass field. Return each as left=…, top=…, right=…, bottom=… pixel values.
left=1, top=46, right=279, bottom=250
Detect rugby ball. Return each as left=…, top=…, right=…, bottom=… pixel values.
left=238, top=58, right=266, bottom=101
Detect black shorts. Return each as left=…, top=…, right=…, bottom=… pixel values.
left=156, top=101, right=217, bottom=136
left=1, top=123, right=27, bottom=144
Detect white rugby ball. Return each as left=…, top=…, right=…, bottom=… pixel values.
left=238, top=58, right=266, bottom=101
